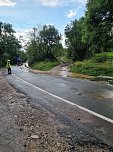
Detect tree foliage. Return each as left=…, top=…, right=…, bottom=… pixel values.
left=65, top=0, right=113, bottom=61
left=65, top=18, right=87, bottom=61
left=83, top=0, right=113, bottom=54
left=27, top=25, right=62, bottom=65
left=40, top=25, right=61, bottom=59
left=0, top=22, right=21, bottom=66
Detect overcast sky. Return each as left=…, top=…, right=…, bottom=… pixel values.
left=0, top=0, right=87, bottom=47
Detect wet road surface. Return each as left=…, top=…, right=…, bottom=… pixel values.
left=5, top=65, right=113, bottom=147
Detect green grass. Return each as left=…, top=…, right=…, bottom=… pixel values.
left=31, top=60, right=60, bottom=71
left=61, top=56, right=72, bottom=63
left=71, top=52, right=113, bottom=76
left=57, top=56, right=72, bottom=63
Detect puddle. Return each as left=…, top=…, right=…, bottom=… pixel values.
left=85, top=91, right=105, bottom=100
left=102, top=90, right=113, bottom=99
left=60, top=67, right=69, bottom=77
left=82, top=90, right=113, bottom=100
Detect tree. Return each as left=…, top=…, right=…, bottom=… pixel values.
left=83, top=0, right=113, bottom=54
left=27, top=25, right=62, bottom=65
left=0, top=22, right=21, bottom=66
left=39, top=25, right=61, bottom=59
left=27, top=26, right=46, bottom=65
left=65, top=18, right=87, bottom=61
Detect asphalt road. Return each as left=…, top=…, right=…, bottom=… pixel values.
left=5, top=65, right=113, bottom=147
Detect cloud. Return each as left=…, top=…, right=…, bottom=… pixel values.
left=66, top=10, right=76, bottom=18
left=37, top=0, right=87, bottom=7
left=0, top=0, right=16, bottom=7
left=15, top=29, right=29, bottom=47
left=38, top=0, right=59, bottom=7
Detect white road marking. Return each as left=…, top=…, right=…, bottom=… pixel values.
left=12, top=74, right=113, bottom=124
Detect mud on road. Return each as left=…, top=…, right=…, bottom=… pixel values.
left=0, top=70, right=113, bottom=152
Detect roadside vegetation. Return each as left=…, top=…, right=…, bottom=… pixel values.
left=61, top=56, right=72, bottom=63
left=64, top=0, right=113, bottom=78
left=26, top=25, right=64, bottom=70
left=71, top=52, right=113, bottom=76
left=31, top=60, right=60, bottom=71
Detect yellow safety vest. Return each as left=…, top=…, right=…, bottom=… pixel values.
left=6, top=61, right=11, bottom=68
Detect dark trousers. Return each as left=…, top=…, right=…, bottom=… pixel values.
left=8, top=67, right=12, bottom=74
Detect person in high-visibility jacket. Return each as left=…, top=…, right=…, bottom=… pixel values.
left=6, top=60, right=12, bottom=74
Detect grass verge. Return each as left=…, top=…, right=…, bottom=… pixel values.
left=31, top=60, right=60, bottom=71
left=70, top=52, right=113, bottom=77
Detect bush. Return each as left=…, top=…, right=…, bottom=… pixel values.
left=92, top=53, right=107, bottom=63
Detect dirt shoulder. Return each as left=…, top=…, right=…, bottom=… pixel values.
left=0, top=70, right=112, bottom=152
left=0, top=70, right=70, bottom=152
